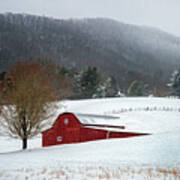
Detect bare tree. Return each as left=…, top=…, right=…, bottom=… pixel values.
left=33, top=58, right=73, bottom=100
left=0, top=62, right=57, bottom=149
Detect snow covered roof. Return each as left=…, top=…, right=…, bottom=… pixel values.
left=75, top=113, right=125, bottom=128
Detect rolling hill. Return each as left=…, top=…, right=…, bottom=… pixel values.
left=1, top=97, right=180, bottom=179
left=1, top=13, right=180, bottom=92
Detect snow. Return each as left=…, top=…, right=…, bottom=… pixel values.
left=67, top=97, right=180, bottom=134
left=1, top=97, right=180, bottom=179
left=75, top=113, right=123, bottom=127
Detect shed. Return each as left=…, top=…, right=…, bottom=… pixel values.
left=42, top=112, right=148, bottom=147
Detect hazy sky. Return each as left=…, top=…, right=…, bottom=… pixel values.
left=1, top=0, right=180, bottom=37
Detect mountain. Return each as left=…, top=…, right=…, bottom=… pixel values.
left=1, top=13, right=180, bottom=93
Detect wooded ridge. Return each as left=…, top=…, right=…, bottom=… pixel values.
left=1, top=13, right=180, bottom=93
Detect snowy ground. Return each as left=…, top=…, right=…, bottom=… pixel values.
left=0, top=97, right=180, bottom=180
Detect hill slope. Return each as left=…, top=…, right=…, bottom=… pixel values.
left=1, top=13, right=180, bottom=91
left=1, top=97, right=180, bottom=179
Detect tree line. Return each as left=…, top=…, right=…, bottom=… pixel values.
left=1, top=13, right=180, bottom=95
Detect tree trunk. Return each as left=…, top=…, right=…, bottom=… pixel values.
left=22, top=138, right=27, bottom=150
left=22, top=110, right=27, bottom=150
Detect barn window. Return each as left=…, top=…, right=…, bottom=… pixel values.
left=64, top=118, right=69, bottom=125
left=57, top=136, right=62, bottom=142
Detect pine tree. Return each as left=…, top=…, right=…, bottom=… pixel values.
left=128, top=80, right=146, bottom=96
left=96, top=76, right=118, bottom=98
left=0, top=71, right=6, bottom=82
left=80, top=67, right=100, bottom=98
left=168, top=69, right=180, bottom=96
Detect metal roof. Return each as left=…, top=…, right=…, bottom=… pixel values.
left=75, top=113, right=124, bottom=127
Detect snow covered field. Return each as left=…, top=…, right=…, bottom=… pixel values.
left=0, top=97, right=180, bottom=180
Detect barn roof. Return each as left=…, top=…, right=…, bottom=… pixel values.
left=42, top=112, right=125, bottom=133
left=83, top=126, right=148, bottom=134
left=75, top=113, right=125, bottom=128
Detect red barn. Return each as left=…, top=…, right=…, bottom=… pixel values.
left=42, top=112, right=148, bottom=147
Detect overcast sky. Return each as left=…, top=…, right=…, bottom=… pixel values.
left=1, top=0, right=180, bottom=37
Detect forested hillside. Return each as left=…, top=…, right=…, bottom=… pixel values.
left=1, top=13, right=180, bottom=94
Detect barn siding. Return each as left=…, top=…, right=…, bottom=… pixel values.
left=42, top=113, right=149, bottom=147
left=42, top=128, right=57, bottom=146
left=43, top=113, right=81, bottom=146
left=80, top=127, right=107, bottom=142
left=109, top=131, right=149, bottom=138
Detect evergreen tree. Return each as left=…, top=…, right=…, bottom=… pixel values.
left=71, top=69, right=83, bottom=99
left=80, top=67, right=100, bottom=98
left=168, top=69, right=180, bottom=96
left=128, top=80, right=146, bottom=96
left=96, top=76, right=118, bottom=97
left=0, top=71, right=6, bottom=82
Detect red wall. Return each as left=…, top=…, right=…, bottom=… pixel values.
left=109, top=131, right=148, bottom=138
left=42, top=113, right=81, bottom=147
left=42, top=128, right=57, bottom=147
left=42, top=113, right=149, bottom=147
left=80, top=127, right=107, bottom=142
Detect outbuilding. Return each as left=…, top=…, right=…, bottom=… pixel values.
left=42, top=112, right=148, bottom=147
